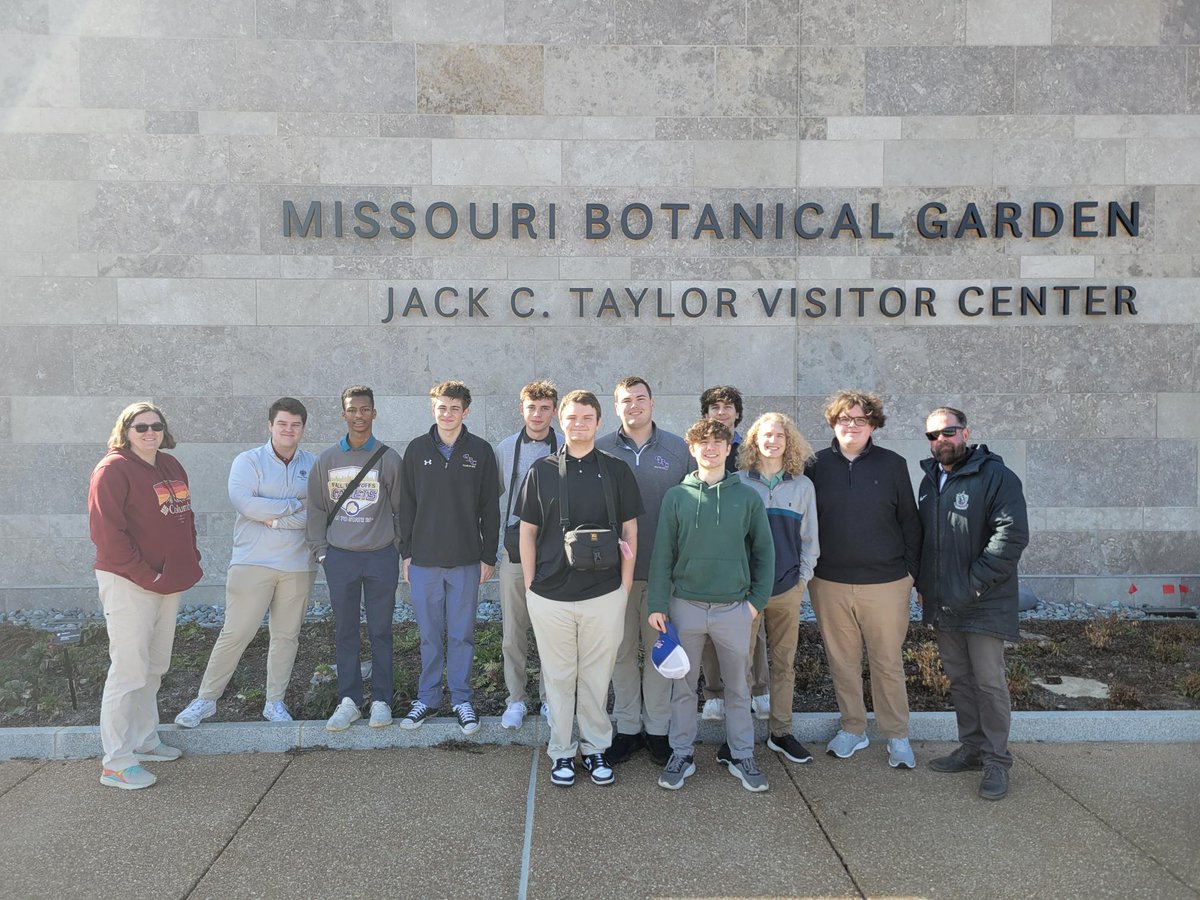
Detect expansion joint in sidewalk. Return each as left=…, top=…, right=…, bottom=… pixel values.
left=1017, top=750, right=1200, bottom=898
left=180, top=752, right=297, bottom=900
left=781, top=763, right=868, bottom=900
left=0, top=760, right=45, bottom=800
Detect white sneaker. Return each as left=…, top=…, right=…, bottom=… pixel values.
left=752, top=693, right=771, bottom=720
left=325, top=697, right=362, bottom=732
left=701, top=698, right=725, bottom=721
left=540, top=703, right=550, bottom=718
left=174, top=697, right=216, bottom=729
left=501, top=701, right=527, bottom=729
left=262, top=701, right=292, bottom=722
left=134, top=741, right=182, bottom=762
left=369, top=701, right=393, bottom=728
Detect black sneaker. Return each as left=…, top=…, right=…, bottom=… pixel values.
left=581, top=752, right=615, bottom=785
left=929, top=744, right=984, bottom=773
left=607, top=731, right=645, bottom=764
left=979, top=763, right=1009, bottom=801
left=645, top=733, right=671, bottom=766
left=399, top=700, right=435, bottom=730
left=452, top=701, right=480, bottom=735
left=767, top=733, right=814, bottom=764
left=550, top=757, right=575, bottom=787
left=716, top=742, right=733, bottom=767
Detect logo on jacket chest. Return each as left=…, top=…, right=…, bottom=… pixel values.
left=462, top=453, right=478, bottom=468
left=954, top=492, right=970, bottom=511
left=653, top=455, right=671, bottom=470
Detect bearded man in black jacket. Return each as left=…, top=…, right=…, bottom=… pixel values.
left=917, top=406, right=1029, bottom=802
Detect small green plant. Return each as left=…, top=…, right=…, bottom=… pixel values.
left=1006, top=658, right=1032, bottom=699
left=236, top=687, right=266, bottom=703
left=1017, top=639, right=1064, bottom=658
left=0, top=679, right=34, bottom=714
left=1176, top=673, right=1200, bottom=701
left=792, top=656, right=824, bottom=692
left=396, top=625, right=421, bottom=653
left=36, top=691, right=65, bottom=716
left=391, top=668, right=416, bottom=703
left=298, top=663, right=339, bottom=720
left=1108, top=683, right=1141, bottom=709
left=1150, top=638, right=1187, bottom=664
left=175, top=621, right=207, bottom=642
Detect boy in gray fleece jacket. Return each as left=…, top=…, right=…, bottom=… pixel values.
left=737, top=412, right=820, bottom=765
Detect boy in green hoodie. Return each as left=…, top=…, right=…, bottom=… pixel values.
left=648, top=418, right=775, bottom=792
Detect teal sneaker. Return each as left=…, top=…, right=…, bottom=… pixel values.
left=100, top=765, right=157, bottom=790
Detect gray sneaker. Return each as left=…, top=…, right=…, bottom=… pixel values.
left=727, top=755, right=769, bottom=792
left=657, top=753, right=696, bottom=790
left=368, top=701, right=393, bottom=728
left=325, top=697, right=362, bottom=732
left=826, top=729, right=869, bottom=759
left=887, top=737, right=916, bottom=769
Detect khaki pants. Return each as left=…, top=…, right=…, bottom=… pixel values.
left=527, top=586, right=627, bottom=760
left=97, top=570, right=182, bottom=771
left=748, top=582, right=806, bottom=735
left=809, top=575, right=913, bottom=738
left=499, top=552, right=545, bottom=706
left=700, top=616, right=769, bottom=699
left=610, top=580, right=672, bottom=736
left=198, top=565, right=314, bottom=704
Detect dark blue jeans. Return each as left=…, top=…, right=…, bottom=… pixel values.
left=323, top=544, right=399, bottom=705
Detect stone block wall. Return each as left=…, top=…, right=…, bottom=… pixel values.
left=1, top=0, right=1197, bottom=611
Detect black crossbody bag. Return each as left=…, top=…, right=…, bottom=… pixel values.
left=326, top=444, right=390, bottom=526
left=503, top=432, right=558, bottom=563
left=559, top=450, right=621, bottom=571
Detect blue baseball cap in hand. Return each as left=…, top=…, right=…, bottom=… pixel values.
left=651, top=621, right=690, bottom=679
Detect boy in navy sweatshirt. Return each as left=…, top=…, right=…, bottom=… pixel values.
left=398, top=381, right=501, bottom=734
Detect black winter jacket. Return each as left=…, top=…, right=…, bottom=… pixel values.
left=917, top=445, right=1029, bottom=641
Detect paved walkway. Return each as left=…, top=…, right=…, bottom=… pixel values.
left=1, top=739, right=1197, bottom=899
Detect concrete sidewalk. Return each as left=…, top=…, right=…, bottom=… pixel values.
left=1, top=740, right=1196, bottom=900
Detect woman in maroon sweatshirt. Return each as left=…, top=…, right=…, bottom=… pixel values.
left=88, top=402, right=202, bottom=790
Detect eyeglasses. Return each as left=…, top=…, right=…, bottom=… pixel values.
left=835, top=416, right=870, bottom=427
left=925, top=426, right=965, bottom=441
left=130, top=422, right=165, bottom=433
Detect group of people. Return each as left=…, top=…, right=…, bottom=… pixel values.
left=86, top=380, right=1029, bottom=803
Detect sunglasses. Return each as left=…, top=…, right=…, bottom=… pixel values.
left=131, top=422, right=165, bottom=433
left=925, top=426, right=965, bottom=441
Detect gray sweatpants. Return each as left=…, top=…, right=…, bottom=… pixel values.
left=668, top=597, right=756, bottom=759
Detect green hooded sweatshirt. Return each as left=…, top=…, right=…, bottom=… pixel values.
left=647, top=471, right=775, bottom=615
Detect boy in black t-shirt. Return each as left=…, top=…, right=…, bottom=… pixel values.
left=517, top=390, right=643, bottom=788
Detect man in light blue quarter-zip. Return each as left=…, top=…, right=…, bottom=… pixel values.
left=175, top=398, right=318, bottom=729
